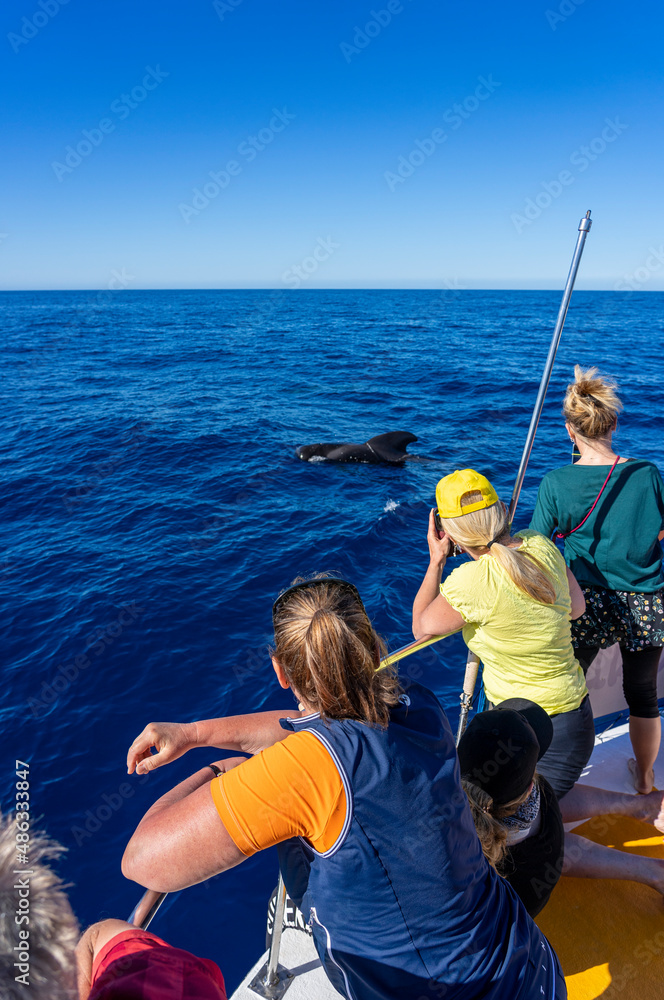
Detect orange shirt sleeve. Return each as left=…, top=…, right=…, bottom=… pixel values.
left=209, top=730, right=346, bottom=857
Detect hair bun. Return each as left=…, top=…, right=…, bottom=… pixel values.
left=573, top=365, right=603, bottom=397
left=563, top=365, right=622, bottom=439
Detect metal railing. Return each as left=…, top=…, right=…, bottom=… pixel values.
left=248, top=874, right=294, bottom=998
left=128, top=887, right=167, bottom=930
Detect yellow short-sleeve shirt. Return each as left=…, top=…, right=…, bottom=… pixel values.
left=441, top=530, right=587, bottom=715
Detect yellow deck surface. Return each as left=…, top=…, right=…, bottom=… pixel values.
left=536, top=814, right=664, bottom=999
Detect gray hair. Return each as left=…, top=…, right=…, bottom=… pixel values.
left=0, top=814, right=78, bottom=999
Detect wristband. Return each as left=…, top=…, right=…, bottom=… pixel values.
left=207, top=764, right=222, bottom=777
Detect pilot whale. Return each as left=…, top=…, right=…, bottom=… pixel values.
left=296, top=431, right=417, bottom=465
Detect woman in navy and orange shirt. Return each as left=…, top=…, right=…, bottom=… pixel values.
left=123, top=575, right=566, bottom=1000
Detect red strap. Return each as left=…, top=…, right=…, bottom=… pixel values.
left=555, top=456, right=620, bottom=540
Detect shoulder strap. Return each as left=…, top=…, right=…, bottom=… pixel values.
left=555, top=456, right=620, bottom=540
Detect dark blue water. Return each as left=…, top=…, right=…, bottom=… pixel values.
left=2, top=289, right=663, bottom=990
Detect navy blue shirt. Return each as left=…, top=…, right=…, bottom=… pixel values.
left=278, top=681, right=564, bottom=1000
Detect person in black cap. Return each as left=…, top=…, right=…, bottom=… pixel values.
left=459, top=699, right=664, bottom=913
left=458, top=699, right=564, bottom=917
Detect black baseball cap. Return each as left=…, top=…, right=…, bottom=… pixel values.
left=457, top=699, right=553, bottom=806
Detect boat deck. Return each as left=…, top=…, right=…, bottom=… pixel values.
left=536, top=721, right=664, bottom=1000
left=231, top=721, right=664, bottom=1000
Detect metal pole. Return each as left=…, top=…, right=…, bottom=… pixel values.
left=455, top=650, right=480, bottom=746
left=507, top=210, right=592, bottom=525
left=128, top=888, right=167, bottom=930
left=249, top=873, right=294, bottom=997
left=264, top=874, right=287, bottom=986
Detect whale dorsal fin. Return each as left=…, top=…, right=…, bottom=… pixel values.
left=367, top=431, right=417, bottom=461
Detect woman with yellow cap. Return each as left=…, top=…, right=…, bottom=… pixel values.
left=412, top=470, right=664, bottom=893
left=412, top=468, right=591, bottom=799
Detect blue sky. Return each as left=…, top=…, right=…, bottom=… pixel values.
left=1, top=0, right=663, bottom=290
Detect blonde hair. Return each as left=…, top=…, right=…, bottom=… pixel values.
left=438, top=494, right=556, bottom=605
left=463, top=776, right=538, bottom=871
left=272, top=576, right=401, bottom=727
left=0, top=815, right=78, bottom=999
left=563, top=365, right=623, bottom=440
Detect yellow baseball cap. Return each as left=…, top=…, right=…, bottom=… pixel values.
left=436, top=469, right=499, bottom=518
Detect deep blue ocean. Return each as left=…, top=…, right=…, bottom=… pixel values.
left=3, top=289, right=663, bottom=990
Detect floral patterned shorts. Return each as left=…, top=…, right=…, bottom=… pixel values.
left=571, top=587, right=664, bottom=652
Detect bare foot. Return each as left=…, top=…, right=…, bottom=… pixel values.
left=628, top=757, right=655, bottom=795
left=627, top=777, right=664, bottom=833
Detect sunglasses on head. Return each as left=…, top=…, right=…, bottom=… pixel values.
left=272, top=577, right=365, bottom=626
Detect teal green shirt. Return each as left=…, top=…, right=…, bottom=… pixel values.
left=530, top=459, right=664, bottom=593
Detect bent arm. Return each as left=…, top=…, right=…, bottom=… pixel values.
left=122, top=764, right=246, bottom=892
left=193, top=710, right=302, bottom=755
left=413, top=590, right=466, bottom=640
left=76, top=919, right=135, bottom=1000
left=565, top=566, right=586, bottom=620
left=128, top=709, right=303, bottom=775
left=413, top=510, right=466, bottom=639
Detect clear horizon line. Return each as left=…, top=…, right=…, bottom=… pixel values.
left=1, top=285, right=662, bottom=293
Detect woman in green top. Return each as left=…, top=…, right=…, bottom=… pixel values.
left=412, top=467, right=590, bottom=800
left=530, top=367, right=664, bottom=794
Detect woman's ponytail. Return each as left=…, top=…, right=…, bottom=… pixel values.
left=489, top=540, right=556, bottom=605
left=439, top=496, right=556, bottom=605
left=272, top=577, right=401, bottom=726
left=461, top=780, right=507, bottom=870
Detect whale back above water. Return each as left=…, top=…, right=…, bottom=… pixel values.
left=296, top=431, right=418, bottom=464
